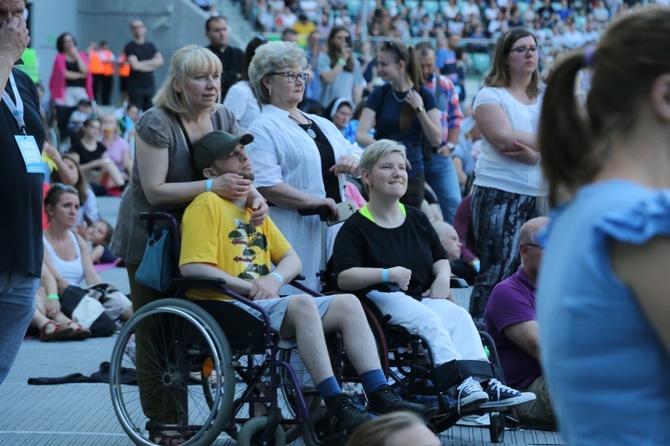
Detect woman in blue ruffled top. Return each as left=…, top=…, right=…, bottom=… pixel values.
left=536, top=7, right=670, bottom=445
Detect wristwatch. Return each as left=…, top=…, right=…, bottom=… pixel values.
left=415, top=105, right=425, bottom=113
left=446, top=142, right=456, bottom=152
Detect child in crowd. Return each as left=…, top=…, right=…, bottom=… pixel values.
left=86, top=219, right=118, bottom=264
left=66, top=98, right=94, bottom=138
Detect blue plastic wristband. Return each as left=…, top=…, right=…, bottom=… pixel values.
left=270, top=272, right=284, bottom=286
left=382, top=268, right=389, bottom=283
left=206, top=178, right=213, bottom=192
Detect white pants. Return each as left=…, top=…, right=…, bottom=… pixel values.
left=366, top=291, right=488, bottom=366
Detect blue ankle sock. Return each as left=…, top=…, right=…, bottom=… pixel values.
left=360, top=369, right=387, bottom=394
left=317, top=376, right=343, bottom=400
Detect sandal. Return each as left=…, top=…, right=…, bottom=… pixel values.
left=40, top=321, right=75, bottom=342
left=66, top=321, right=92, bottom=341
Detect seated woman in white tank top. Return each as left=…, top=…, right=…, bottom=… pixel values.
left=42, top=185, right=133, bottom=328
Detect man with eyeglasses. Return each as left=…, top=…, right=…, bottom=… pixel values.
left=485, top=216, right=556, bottom=430
left=0, top=0, right=46, bottom=385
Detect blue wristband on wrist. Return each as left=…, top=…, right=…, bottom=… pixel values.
left=382, top=268, right=389, bottom=283
left=270, top=272, right=284, bottom=286
left=206, top=179, right=213, bottom=192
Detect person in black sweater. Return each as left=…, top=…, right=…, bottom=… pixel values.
left=332, top=139, right=535, bottom=412
left=205, top=15, right=243, bottom=101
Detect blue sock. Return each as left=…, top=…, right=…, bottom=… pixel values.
left=317, top=376, right=343, bottom=400
left=360, top=369, right=387, bottom=394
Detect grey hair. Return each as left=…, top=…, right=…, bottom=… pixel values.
left=518, top=216, right=550, bottom=245
left=248, top=41, right=308, bottom=105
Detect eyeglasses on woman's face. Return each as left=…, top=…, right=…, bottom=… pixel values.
left=509, top=45, right=540, bottom=56
left=268, top=71, right=310, bottom=83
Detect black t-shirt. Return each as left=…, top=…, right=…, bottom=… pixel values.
left=70, top=141, right=107, bottom=167
left=65, top=60, right=86, bottom=88
left=331, top=206, right=448, bottom=300
left=124, top=40, right=159, bottom=89
left=0, top=68, right=45, bottom=277
left=207, top=45, right=243, bottom=101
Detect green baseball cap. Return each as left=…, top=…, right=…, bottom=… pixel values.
left=193, top=130, right=254, bottom=175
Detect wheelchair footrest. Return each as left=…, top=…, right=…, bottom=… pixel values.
left=428, top=360, right=496, bottom=392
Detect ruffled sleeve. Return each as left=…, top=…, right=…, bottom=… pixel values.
left=597, top=191, right=670, bottom=244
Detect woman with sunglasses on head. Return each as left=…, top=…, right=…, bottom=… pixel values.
left=356, top=40, right=443, bottom=209
left=247, top=40, right=363, bottom=290
left=41, top=185, right=132, bottom=334
left=50, top=154, right=99, bottom=232
left=468, top=28, right=547, bottom=329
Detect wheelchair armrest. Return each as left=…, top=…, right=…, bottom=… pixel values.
left=169, top=277, right=226, bottom=289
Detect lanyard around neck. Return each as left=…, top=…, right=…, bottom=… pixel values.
left=2, top=72, right=26, bottom=135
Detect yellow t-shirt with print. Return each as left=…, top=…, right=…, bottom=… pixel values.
left=179, top=192, right=292, bottom=300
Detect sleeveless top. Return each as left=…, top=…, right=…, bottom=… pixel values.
left=43, top=231, right=85, bottom=285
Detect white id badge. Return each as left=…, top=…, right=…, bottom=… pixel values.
left=15, top=135, right=43, bottom=173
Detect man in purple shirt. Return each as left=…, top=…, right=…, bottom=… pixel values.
left=485, top=216, right=556, bottom=430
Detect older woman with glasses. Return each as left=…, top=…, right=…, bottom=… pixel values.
left=248, top=41, right=363, bottom=290
left=468, top=28, right=548, bottom=329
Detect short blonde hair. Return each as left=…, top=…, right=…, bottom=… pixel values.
left=248, top=41, right=308, bottom=105
left=153, top=45, right=222, bottom=115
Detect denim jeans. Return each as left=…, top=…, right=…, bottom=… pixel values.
left=424, top=154, right=462, bottom=224
left=0, top=271, right=38, bottom=385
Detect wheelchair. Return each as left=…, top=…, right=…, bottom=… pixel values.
left=109, top=212, right=359, bottom=446
left=309, top=207, right=509, bottom=443
left=356, top=291, right=508, bottom=443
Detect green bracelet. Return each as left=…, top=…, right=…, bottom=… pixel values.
left=46, top=294, right=59, bottom=300
left=337, top=57, right=346, bottom=66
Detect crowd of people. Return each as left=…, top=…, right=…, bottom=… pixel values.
left=3, top=0, right=670, bottom=444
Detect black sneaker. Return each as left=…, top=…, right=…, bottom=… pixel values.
left=325, top=393, right=373, bottom=434
left=479, top=378, right=536, bottom=409
left=367, top=385, right=439, bottom=419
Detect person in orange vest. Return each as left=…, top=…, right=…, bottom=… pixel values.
left=117, top=52, right=130, bottom=105
left=89, top=40, right=116, bottom=106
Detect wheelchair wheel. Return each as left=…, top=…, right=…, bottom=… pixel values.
left=489, top=412, right=506, bottom=443
left=110, top=298, right=235, bottom=446
left=237, top=416, right=286, bottom=446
